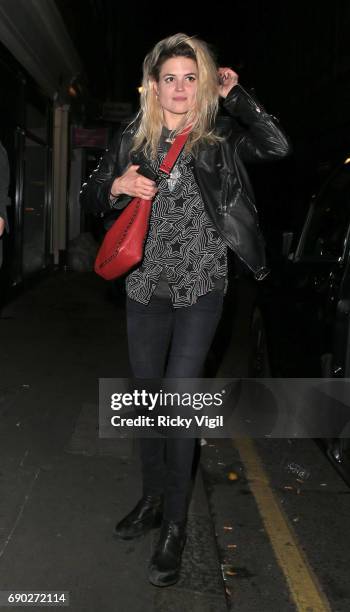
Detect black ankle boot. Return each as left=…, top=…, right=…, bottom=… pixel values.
left=113, top=494, right=163, bottom=540
left=148, top=519, right=187, bottom=587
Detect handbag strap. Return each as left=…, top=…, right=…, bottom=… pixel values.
left=159, top=125, right=192, bottom=176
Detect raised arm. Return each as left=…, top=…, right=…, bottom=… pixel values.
left=218, top=68, right=292, bottom=163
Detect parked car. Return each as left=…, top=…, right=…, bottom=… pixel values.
left=250, top=157, right=350, bottom=482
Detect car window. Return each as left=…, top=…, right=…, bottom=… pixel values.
left=301, top=164, right=350, bottom=260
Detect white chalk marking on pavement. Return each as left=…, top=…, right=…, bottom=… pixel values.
left=233, top=437, right=331, bottom=612
left=0, top=468, right=40, bottom=560
left=19, top=449, right=29, bottom=468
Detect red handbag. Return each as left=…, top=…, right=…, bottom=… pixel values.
left=94, top=126, right=191, bottom=280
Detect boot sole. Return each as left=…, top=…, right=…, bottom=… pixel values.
left=148, top=567, right=180, bottom=587
left=113, top=513, right=163, bottom=540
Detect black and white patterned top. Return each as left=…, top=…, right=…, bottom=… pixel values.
left=125, top=126, right=228, bottom=308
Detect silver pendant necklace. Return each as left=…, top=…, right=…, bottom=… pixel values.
left=164, top=128, right=176, bottom=144
left=167, top=166, right=181, bottom=191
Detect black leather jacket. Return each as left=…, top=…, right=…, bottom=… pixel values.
left=80, top=84, right=291, bottom=280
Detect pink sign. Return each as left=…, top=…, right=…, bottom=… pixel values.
left=72, top=127, right=109, bottom=148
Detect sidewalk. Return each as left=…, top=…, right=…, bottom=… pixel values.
left=0, top=271, right=227, bottom=612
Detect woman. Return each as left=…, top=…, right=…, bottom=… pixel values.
left=81, top=32, right=290, bottom=587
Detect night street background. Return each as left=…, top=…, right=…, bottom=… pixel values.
left=1, top=2, right=350, bottom=611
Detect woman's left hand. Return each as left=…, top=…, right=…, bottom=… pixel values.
left=218, top=67, right=239, bottom=98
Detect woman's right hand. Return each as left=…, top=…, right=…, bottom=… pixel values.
left=111, top=165, right=158, bottom=200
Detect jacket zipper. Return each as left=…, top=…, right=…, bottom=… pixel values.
left=222, top=172, right=229, bottom=212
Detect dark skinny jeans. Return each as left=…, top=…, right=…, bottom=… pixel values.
left=126, top=287, right=224, bottom=521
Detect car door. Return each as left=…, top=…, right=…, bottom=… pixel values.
left=293, top=160, right=350, bottom=471
left=293, top=160, right=350, bottom=376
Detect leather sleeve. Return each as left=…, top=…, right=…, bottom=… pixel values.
left=222, top=84, right=292, bottom=163
left=80, top=124, right=131, bottom=216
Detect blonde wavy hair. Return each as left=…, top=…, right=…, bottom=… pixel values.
left=129, top=33, right=223, bottom=160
